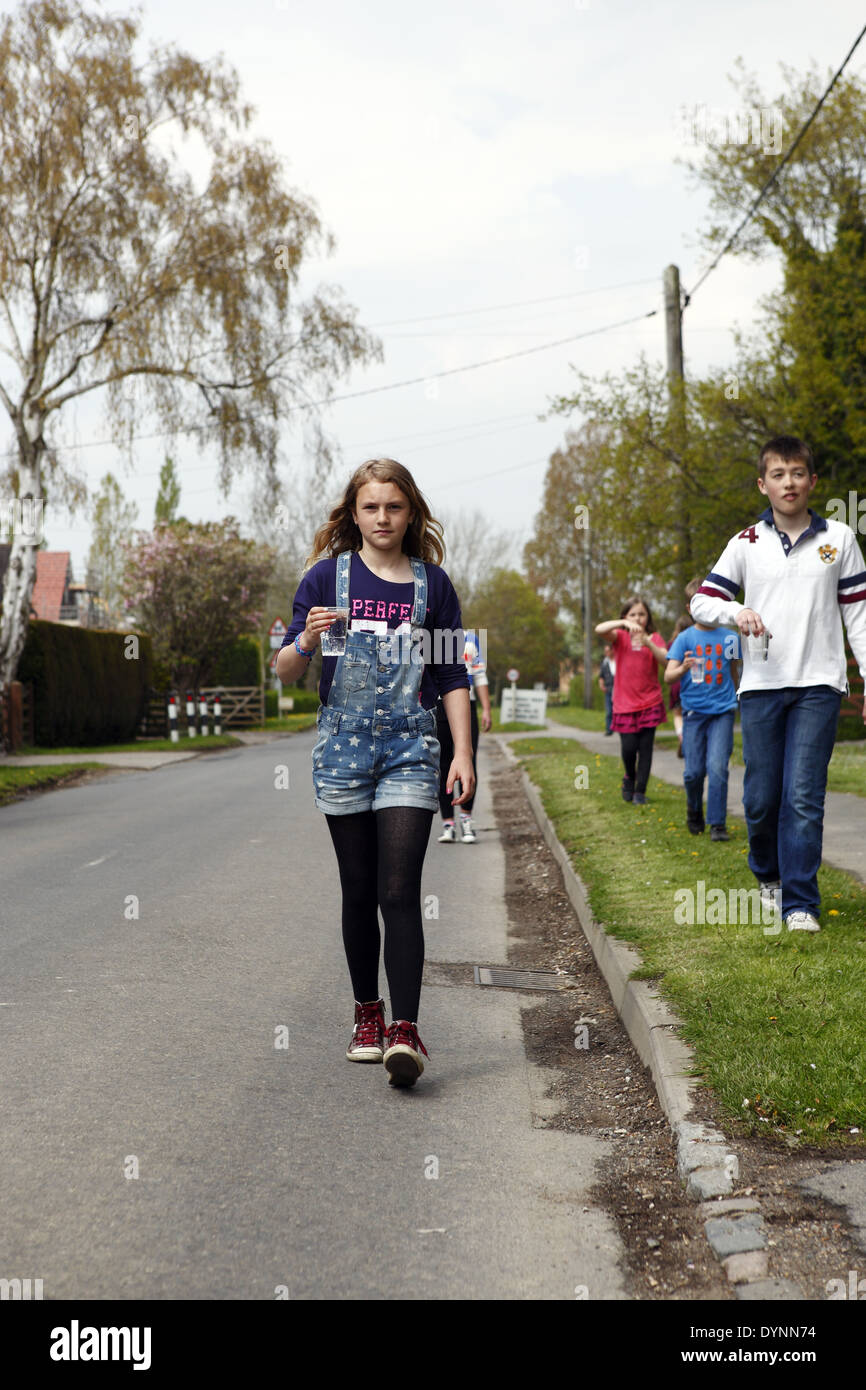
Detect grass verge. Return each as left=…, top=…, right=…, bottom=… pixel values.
left=17, top=735, right=241, bottom=755
left=0, top=764, right=105, bottom=805
left=513, top=735, right=866, bottom=1149
left=548, top=707, right=866, bottom=798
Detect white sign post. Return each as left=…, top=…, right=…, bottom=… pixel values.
left=500, top=667, right=547, bottom=726
left=503, top=668, right=519, bottom=724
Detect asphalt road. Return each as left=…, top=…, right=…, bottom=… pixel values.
left=0, top=734, right=627, bottom=1301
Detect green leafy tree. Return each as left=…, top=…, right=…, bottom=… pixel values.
left=0, top=0, right=380, bottom=685
left=472, top=568, right=566, bottom=697
left=122, top=518, right=273, bottom=690
left=543, top=62, right=866, bottom=629
left=548, top=363, right=759, bottom=622
left=435, top=507, right=519, bottom=619
left=524, top=420, right=627, bottom=638
left=86, top=473, right=139, bottom=626
left=154, top=457, right=182, bottom=525
left=682, top=60, right=866, bottom=497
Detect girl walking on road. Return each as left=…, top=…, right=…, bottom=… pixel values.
left=436, top=628, right=492, bottom=844
left=277, top=459, right=474, bottom=1087
left=595, top=596, right=668, bottom=804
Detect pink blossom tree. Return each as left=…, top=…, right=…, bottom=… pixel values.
left=123, top=519, right=273, bottom=691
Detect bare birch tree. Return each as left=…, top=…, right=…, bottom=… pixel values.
left=0, top=0, right=380, bottom=683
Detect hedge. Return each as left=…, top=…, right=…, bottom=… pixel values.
left=267, top=686, right=319, bottom=716
left=18, top=621, right=153, bottom=747
left=213, top=636, right=261, bottom=687
left=569, top=672, right=605, bottom=710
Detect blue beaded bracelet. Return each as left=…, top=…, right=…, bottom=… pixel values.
left=294, top=633, right=313, bottom=660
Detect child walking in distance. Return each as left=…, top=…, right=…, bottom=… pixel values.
left=277, top=459, right=474, bottom=1086
left=667, top=612, right=691, bottom=757
left=599, top=643, right=615, bottom=735
left=437, top=628, right=492, bottom=844
left=595, top=597, right=668, bottom=804
left=691, top=436, right=866, bottom=932
left=665, top=579, right=741, bottom=841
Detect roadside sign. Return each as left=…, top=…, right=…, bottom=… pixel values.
left=501, top=688, right=547, bottom=726
left=506, top=667, right=519, bottom=683
left=269, top=617, right=288, bottom=650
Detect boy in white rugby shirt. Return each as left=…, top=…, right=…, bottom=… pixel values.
left=690, top=437, right=866, bottom=933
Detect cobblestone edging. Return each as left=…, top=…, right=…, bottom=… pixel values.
left=499, top=736, right=805, bottom=1300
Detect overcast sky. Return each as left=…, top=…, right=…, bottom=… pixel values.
left=14, top=0, right=866, bottom=577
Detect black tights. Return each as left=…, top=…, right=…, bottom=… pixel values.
left=436, top=697, right=479, bottom=816
left=620, top=728, right=655, bottom=793
left=325, top=806, right=433, bottom=1022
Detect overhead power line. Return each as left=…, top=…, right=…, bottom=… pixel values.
left=440, top=455, right=549, bottom=489
left=684, top=20, right=866, bottom=305
left=48, top=307, right=658, bottom=452
left=303, top=308, right=659, bottom=409
left=54, top=409, right=544, bottom=473
left=369, top=277, right=658, bottom=327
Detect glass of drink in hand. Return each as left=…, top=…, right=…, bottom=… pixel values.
left=320, top=608, right=350, bottom=656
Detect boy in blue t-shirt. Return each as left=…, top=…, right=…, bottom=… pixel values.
left=665, top=578, right=741, bottom=840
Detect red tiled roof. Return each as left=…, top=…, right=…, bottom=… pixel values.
left=31, top=552, right=72, bottom=621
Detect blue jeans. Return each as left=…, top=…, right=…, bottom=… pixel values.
left=739, top=686, right=841, bottom=917
left=604, top=688, right=613, bottom=733
left=682, top=707, right=735, bottom=827
left=603, top=689, right=617, bottom=733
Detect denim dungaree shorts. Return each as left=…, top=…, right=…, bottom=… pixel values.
left=311, top=551, right=441, bottom=815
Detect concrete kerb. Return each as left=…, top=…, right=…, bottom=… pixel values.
left=497, top=734, right=805, bottom=1298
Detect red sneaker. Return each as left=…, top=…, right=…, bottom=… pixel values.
left=346, top=998, right=386, bottom=1062
left=383, top=1020, right=429, bottom=1087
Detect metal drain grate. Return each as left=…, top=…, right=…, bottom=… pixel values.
left=473, top=966, right=572, bottom=991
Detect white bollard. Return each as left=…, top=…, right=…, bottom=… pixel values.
left=167, top=694, right=179, bottom=743
left=199, top=693, right=209, bottom=738
left=186, top=692, right=196, bottom=737
left=214, top=694, right=222, bottom=737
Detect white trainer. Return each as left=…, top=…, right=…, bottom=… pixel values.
left=460, top=816, right=477, bottom=843
left=785, top=911, right=821, bottom=933
left=438, top=821, right=456, bottom=842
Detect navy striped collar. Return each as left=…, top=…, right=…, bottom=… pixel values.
left=759, top=505, right=827, bottom=534
left=759, top=506, right=827, bottom=555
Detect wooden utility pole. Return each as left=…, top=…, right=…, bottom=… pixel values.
left=664, top=264, right=684, bottom=382
left=664, top=264, right=691, bottom=594
left=582, top=526, right=593, bottom=708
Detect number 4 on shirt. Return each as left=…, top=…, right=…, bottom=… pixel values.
left=738, top=526, right=759, bottom=543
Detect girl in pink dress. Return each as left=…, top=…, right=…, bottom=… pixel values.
left=595, top=595, right=668, bottom=804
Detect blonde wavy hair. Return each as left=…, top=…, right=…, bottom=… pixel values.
left=305, top=459, right=445, bottom=569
